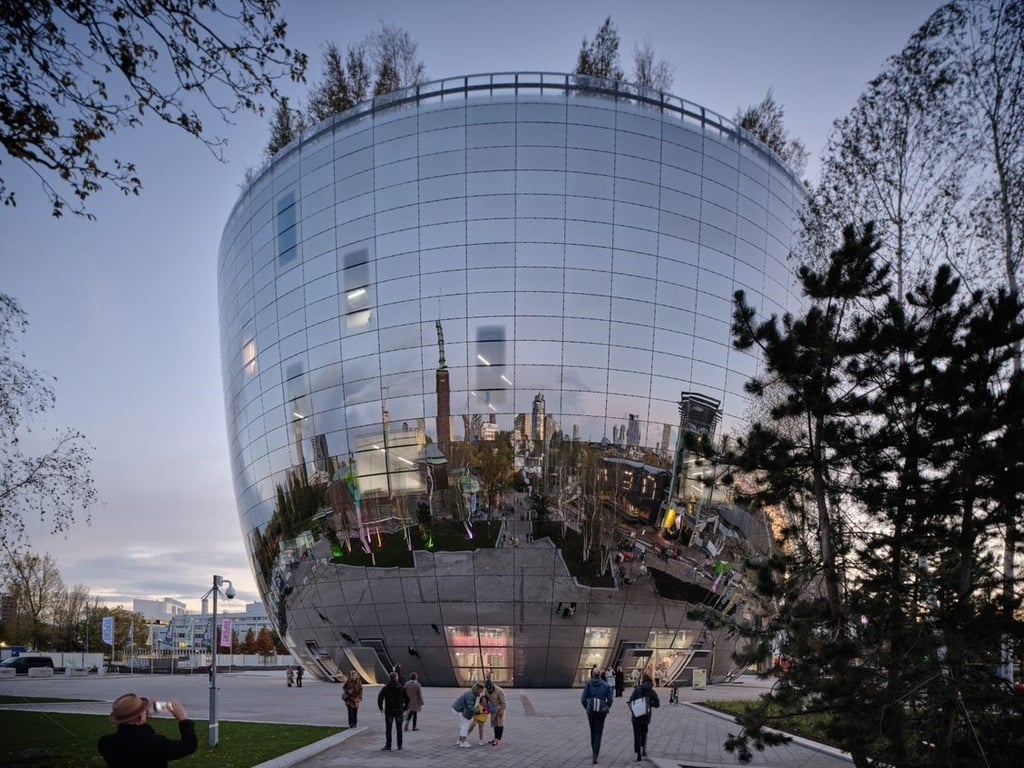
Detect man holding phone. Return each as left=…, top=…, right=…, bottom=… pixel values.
left=98, top=693, right=197, bottom=767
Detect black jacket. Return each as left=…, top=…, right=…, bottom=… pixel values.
left=98, top=720, right=197, bottom=768
left=378, top=679, right=410, bottom=714
left=628, top=682, right=660, bottom=723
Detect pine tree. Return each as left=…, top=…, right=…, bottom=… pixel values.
left=726, top=224, right=1024, bottom=767
left=265, top=97, right=302, bottom=158
left=308, top=44, right=354, bottom=122
left=574, top=17, right=625, bottom=81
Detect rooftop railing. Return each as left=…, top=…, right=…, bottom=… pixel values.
left=239, top=71, right=802, bottom=205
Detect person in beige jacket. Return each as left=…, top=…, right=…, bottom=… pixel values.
left=404, top=671, right=424, bottom=730
left=485, top=678, right=507, bottom=746
left=342, top=670, right=363, bottom=728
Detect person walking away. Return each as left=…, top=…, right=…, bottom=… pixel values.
left=295, top=665, right=304, bottom=687
left=452, top=683, right=484, bottom=748
left=377, top=672, right=409, bottom=750
left=98, top=694, right=197, bottom=767
left=404, top=671, right=424, bottom=731
left=342, top=670, right=363, bottom=728
left=485, top=677, right=507, bottom=745
left=614, top=666, right=625, bottom=697
left=580, top=668, right=613, bottom=764
left=472, top=692, right=491, bottom=745
left=627, top=672, right=660, bottom=761
left=286, top=667, right=294, bottom=687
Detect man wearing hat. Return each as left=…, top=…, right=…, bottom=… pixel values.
left=98, top=693, right=197, bottom=767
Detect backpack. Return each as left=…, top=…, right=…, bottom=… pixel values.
left=586, top=683, right=610, bottom=713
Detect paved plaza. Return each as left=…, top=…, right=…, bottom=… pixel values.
left=1, top=671, right=851, bottom=767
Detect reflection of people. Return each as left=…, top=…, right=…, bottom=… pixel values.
left=485, top=678, right=507, bottom=745
left=628, top=672, right=660, bottom=761
left=580, top=669, right=613, bottom=764
left=98, top=694, right=196, bottom=767
left=342, top=670, right=363, bottom=727
left=377, top=672, right=409, bottom=751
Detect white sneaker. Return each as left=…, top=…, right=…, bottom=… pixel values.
left=458, top=742, right=472, bottom=748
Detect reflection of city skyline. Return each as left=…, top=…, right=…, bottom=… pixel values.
left=220, top=73, right=804, bottom=686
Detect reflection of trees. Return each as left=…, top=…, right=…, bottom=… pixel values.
left=470, top=434, right=514, bottom=506
left=251, top=464, right=329, bottom=584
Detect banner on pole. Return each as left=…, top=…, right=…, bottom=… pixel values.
left=220, top=618, right=233, bottom=648
left=101, top=616, right=114, bottom=646
left=127, top=622, right=134, bottom=646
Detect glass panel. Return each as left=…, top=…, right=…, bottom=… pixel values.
left=276, top=191, right=298, bottom=265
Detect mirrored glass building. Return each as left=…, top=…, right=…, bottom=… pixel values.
left=218, top=73, right=804, bottom=687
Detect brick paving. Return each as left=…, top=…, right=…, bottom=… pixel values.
left=1, top=671, right=851, bottom=768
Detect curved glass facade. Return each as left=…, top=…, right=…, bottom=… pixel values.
left=218, top=73, right=803, bottom=687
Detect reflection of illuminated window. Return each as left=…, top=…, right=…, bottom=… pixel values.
left=242, top=338, right=257, bottom=377
left=445, top=625, right=513, bottom=686
left=475, top=325, right=508, bottom=406
left=343, top=249, right=373, bottom=331
left=575, top=626, right=615, bottom=684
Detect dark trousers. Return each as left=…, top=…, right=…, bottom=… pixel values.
left=384, top=711, right=403, bottom=749
left=632, top=718, right=650, bottom=755
left=405, top=710, right=418, bottom=729
left=587, top=712, right=607, bottom=759
left=346, top=704, right=358, bottom=728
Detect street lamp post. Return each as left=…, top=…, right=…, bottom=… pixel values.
left=205, top=574, right=235, bottom=747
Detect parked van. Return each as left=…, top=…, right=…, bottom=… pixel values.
left=0, top=656, right=55, bottom=674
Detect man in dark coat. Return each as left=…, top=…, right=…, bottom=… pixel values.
left=377, top=671, right=410, bottom=750
left=98, top=693, right=196, bottom=768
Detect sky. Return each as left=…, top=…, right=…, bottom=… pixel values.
left=2, top=0, right=945, bottom=613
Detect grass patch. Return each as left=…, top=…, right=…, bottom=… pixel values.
left=330, top=518, right=501, bottom=567
left=534, top=522, right=616, bottom=588
left=702, top=699, right=836, bottom=748
left=0, top=710, right=341, bottom=767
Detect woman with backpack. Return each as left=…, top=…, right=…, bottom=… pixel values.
left=627, top=672, right=660, bottom=761
left=580, top=668, right=613, bottom=764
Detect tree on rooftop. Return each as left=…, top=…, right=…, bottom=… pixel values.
left=632, top=39, right=674, bottom=92
left=574, top=16, right=625, bottom=82
left=264, top=96, right=306, bottom=158
left=0, top=0, right=307, bottom=219
left=735, top=89, right=809, bottom=177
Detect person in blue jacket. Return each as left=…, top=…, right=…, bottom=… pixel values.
left=580, top=668, right=613, bottom=764
left=452, top=683, right=485, bottom=747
